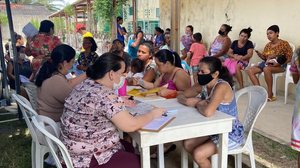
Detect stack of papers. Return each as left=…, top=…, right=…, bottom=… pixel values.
left=126, top=101, right=177, bottom=132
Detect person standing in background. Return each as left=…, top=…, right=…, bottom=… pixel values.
left=25, top=20, right=61, bottom=77
left=117, top=16, right=126, bottom=47
left=76, top=23, right=93, bottom=38
left=180, top=25, right=194, bottom=60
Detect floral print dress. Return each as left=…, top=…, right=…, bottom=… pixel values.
left=26, top=33, right=61, bottom=72
left=60, top=79, right=126, bottom=167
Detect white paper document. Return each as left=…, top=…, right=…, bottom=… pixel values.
left=19, top=75, right=30, bottom=84
left=126, top=101, right=176, bottom=132
left=141, top=115, right=175, bottom=132
left=22, top=22, right=38, bottom=38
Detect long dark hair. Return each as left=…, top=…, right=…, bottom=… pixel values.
left=86, top=53, right=125, bottom=80
left=155, top=49, right=182, bottom=68
left=35, top=44, right=75, bottom=87
left=200, top=57, right=234, bottom=87
left=39, top=20, right=54, bottom=34
left=83, top=37, right=97, bottom=52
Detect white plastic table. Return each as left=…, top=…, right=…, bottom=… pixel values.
left=129, top=99, right=234, bottom=168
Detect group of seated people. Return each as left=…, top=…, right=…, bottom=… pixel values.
left=7, top=19, right=293, bottom=168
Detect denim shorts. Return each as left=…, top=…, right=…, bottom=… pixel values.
left=257, top=61, right=287, bottom=71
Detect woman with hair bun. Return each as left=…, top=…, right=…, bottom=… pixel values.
left=60, top=53, right=165, bottom=168
left=224, top=27, right=254, bottom=89
left=25, top=20, right=61, bottom=76
left=136, top=49, right=190, bottom=98
left=178, top=57, right=244, bottom=167
left=208, top=24, right=232, bottom=61
left=35, top=44, right=86, bottom=122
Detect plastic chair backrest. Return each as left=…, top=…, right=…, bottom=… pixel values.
left=23, top=82, right=38, bottom=111
left=235, top=86, right=267, bottom=138
left=289, top=42, right=295, bottom=52
left=12, top=93, right=39, bottom=144
left=32, top=115, right=73, bottom=168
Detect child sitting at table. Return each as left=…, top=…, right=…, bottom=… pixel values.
left=129, top=58, right=144, bottom=78
left=177, top=56, right=244, bottom=167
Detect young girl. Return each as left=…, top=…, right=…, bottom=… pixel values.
left=186, top=33, right=206, bottom=83
left=76, top=37, right=98, bottom=74
left=177, top=57, right=244, bottom=167
left=130, top=58, right=144, bottom=78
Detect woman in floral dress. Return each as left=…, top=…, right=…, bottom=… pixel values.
left=25, top=20, right=61, bottom=76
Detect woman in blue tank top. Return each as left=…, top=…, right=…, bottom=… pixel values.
left=177, top=57, right=244, bottom=168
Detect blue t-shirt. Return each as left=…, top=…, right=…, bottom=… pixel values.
left=117, top=24, right=124, bottom=43
left=128, top=39, right=138, bottom=59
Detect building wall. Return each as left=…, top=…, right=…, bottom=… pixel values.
left=123, top=0, right=160, bottom=34
left=160, top=0, right=300, bottom=95
left=1, top=4, right=52, bottom=41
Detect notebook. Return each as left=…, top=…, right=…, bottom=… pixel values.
left=126, top=101, right=176, bottom=132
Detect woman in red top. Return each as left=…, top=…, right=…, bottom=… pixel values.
left=25, top=20, right=61, bottom=76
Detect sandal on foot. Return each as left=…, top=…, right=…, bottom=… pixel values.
left=267, top=96, right=276, bottom=102
left=150, top=144, right=177, bottom=159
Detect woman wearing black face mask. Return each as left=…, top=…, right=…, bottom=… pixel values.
left=177, top=57, right=244, bottom=167
left=208, top=24, right=232, bottom=62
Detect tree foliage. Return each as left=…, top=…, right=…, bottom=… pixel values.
left=94, top=0, right=128, bottom=23
left=0, top=12, right=8, bottom=25
left=63, top=4, right=74, bottom=16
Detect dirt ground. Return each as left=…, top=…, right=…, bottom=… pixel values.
left=251, top=132, right=298, bottom=168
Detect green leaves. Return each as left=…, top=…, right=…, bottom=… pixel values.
left=94, top=0, right=128, bottom=23
left=0, top=12, right=8, bottom=25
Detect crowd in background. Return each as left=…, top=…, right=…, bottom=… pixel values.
left=4, top=16, right=300, bottom=168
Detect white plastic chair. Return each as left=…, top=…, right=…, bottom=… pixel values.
left=32, top=115, right=73, bottom=168
left=257, top=42, right=295, bottom=97
left=23, top=82, right=38, bottom=111
left=192, top=86, right=267, bottom=168
left=189, top=68, right=195, bottom=86
left=12, top=93, right=52, bottom=168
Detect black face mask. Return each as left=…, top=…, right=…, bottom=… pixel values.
left=198, top=74, right=214, bottom=86
left=218, top=30, right=225, bottom=36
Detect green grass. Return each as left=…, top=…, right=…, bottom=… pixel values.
left=0, top=114, right=297, bottom=168
left=0, top=120, right=32, bottom=168
left=253, top=131, right=298, bottom=160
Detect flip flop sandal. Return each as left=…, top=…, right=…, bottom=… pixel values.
left=267, top=96, right=277, bottom=102
left=150, top=144, right=177, bottom=159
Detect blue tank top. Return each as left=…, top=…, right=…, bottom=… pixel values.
left=198, top=79, right=244, bottom=144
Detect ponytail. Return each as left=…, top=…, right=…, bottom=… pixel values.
left=35, top=61, right=58, bottom=87
left=219, top=66, right=234, bottom=88
left=35, top=44, right=75, bottom=87
left=155, top=49, right=182, bottom=68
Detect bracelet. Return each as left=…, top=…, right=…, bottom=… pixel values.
left=138, top=78, right=145, bottom=87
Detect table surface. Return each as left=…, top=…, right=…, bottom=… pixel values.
left=130, top=98, right=234, bottom=147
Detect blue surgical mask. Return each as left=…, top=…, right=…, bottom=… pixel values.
left=113, top=76, right=126, bottom=90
